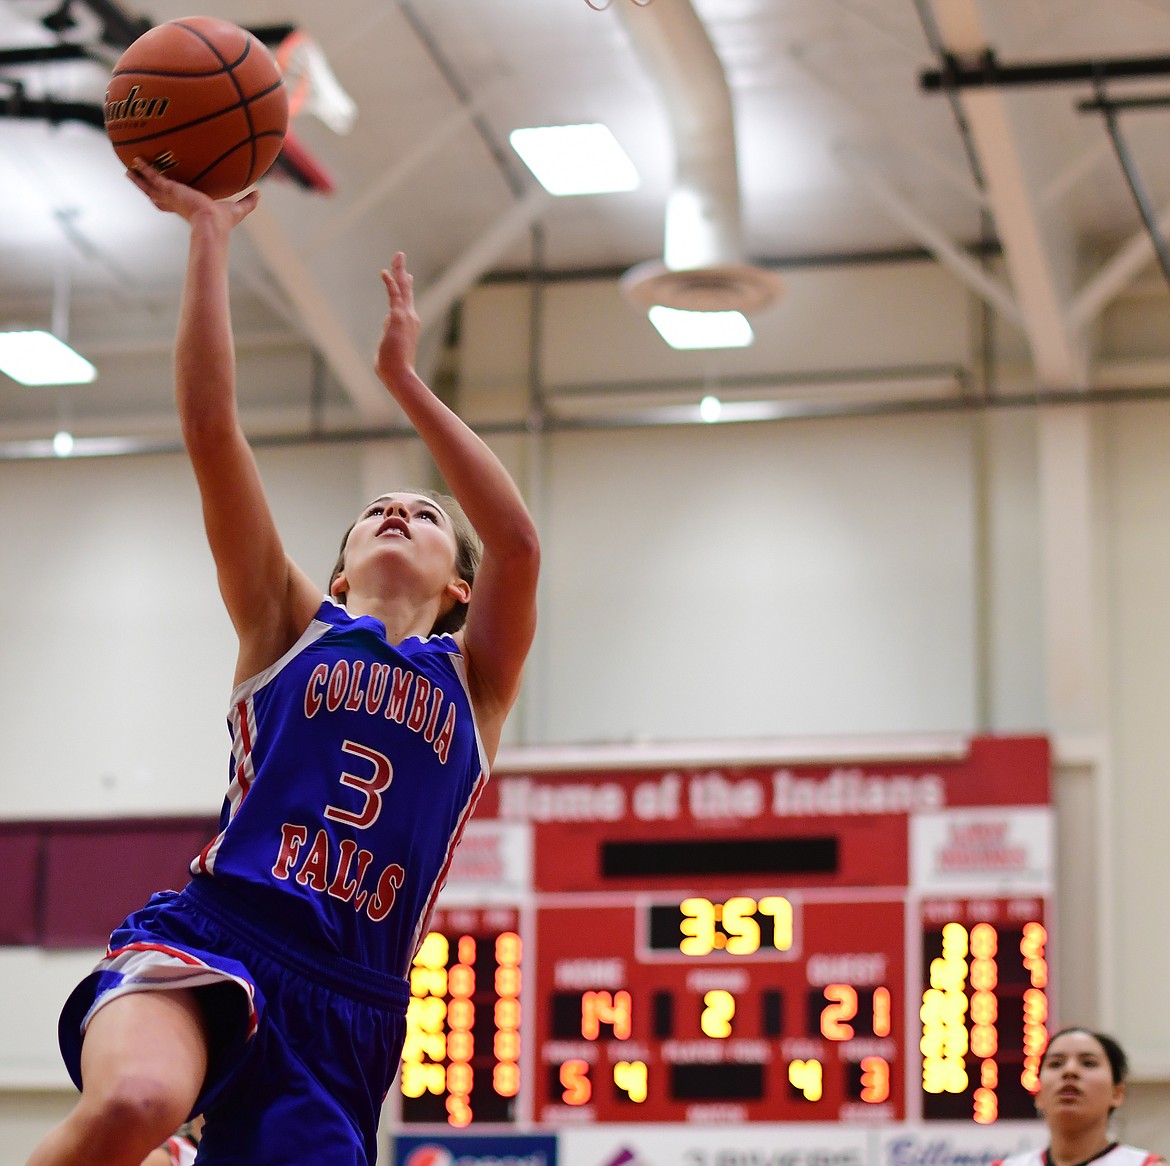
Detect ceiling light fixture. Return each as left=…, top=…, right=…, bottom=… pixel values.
left=1, top=218, right=97, bottom=387
left=647, top=306, right=753, bottom=350
left=509, top=123, right=640, bottom=196
left=699, top=394, right=722, bottom=422
left=0, top=330, right=96, bottom=386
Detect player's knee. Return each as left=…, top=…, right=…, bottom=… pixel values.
left=85, top=1073, right=189, bottom=1147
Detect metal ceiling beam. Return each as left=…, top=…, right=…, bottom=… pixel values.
left=9, top=376, right=1170, bottom=462
left=69, top=0, right=151, bottom=49
left=245, top=185, right=552, bottom=418
left=0, top=90, right=103, bottom=129
left=919, top=28, right=1170, bottom=360
left=0, top=44, right=92, bottom=66
left=789, top=45, right=989, bottom=213
left=922, top=50, right=1170, bottom=91
left=304, top=86, right=501, bottom=260
left=1088, top=88, right=1170, bottom=291
left=929, top=0, right=1086, bottom=389
left=242, top=203, right=395, bottom=422
left=414, top=186, right=551, bottom=332
left=837, top=150, right=1022, bottom=328
left=1071, top=201, right=1170, bottom=330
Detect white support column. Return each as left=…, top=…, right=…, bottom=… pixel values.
left=1036, top=404, right=1112, bottom=1028
left=930, top=0, right=1113, bottom=1027
left=1037, top=408, right=1106, bottom=732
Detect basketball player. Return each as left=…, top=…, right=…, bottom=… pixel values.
left=993, top=1028, right=1163, bottom=1166
left=25, top=163, right=539, bottom=1166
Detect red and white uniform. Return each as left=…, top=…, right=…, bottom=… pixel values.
left=994, top=1146, right=1163, bottom=1166
left=159, top=1134, right=198, bottom=1166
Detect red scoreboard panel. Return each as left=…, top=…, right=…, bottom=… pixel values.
left=536, top=892, right=906, bottom=1122
left=395, top=735, right=1052, bottom=1129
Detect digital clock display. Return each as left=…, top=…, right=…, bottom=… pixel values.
left=393, top=735, right=1052, bottom=1130
left=647, top=895, right=795, bottom=956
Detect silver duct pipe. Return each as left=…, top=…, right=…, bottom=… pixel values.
left=614, top=0, right=782, bottom=314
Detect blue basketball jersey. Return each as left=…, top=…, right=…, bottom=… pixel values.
left=191, top=598, right=489, bottom=977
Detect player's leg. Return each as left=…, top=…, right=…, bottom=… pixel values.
left=25, top=989, right=208, bottom=1166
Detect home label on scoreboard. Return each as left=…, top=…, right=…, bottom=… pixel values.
left=395, top=735, right=1051, bottom=1128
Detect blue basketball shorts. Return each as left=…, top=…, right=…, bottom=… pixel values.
left=59, top=879, right=409, bottom=1166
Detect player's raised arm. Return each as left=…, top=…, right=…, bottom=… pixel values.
left=374, top=253, right=540, bottom=755
left=127, top=164, right=321, bottom=681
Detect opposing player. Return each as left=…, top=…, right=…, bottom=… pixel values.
left=25, top=163, right=539, bottom=1166
left=140, top=1118, right=203, bottom=1166
left=994, top=1028, right=1164, bottom=1166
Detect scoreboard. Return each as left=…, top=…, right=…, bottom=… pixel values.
left=391, top=735, right=1052, bottom=1129
left=535, top=891, right=907, bottom=1122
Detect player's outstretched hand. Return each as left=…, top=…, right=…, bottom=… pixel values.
left=127, top=158, right=259, bottom=228
left=375, top=251, right=421, bottom=385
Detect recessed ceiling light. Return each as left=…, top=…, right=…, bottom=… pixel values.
left=509, top=123, right=640, bottom=196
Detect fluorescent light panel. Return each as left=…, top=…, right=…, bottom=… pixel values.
left=510, top=123, right=639, bottom=196
left=648, top=306, right=754, bottom=350
left=0, top=330, right=96, bottom=385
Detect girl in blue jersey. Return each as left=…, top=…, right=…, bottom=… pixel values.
left=27, top=162, right=539, bottom=1166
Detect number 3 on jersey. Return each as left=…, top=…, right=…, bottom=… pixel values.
left=324, top=740, right=393, bottom=828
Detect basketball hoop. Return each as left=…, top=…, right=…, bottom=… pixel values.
left=584, top=0, right=653, bottom=10
left=276, top=29, right=357, bottom=134
left=269, top=28, right=353, bottom=194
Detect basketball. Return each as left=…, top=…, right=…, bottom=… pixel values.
left=104, top=17, right=289, bottom=200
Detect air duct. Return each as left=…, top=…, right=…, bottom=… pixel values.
left=614, top=0, right=782, bottom=314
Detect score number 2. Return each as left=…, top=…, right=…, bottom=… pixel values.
left=679, top=895, right=794, bottom=956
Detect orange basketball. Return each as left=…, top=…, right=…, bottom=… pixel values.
left=104, top=17, right=289, bottom=200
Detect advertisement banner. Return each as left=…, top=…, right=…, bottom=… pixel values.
left=392, top=1134, right=558, bottom=1166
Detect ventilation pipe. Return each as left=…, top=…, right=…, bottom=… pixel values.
left=614, top=0, right=782, bottom=314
